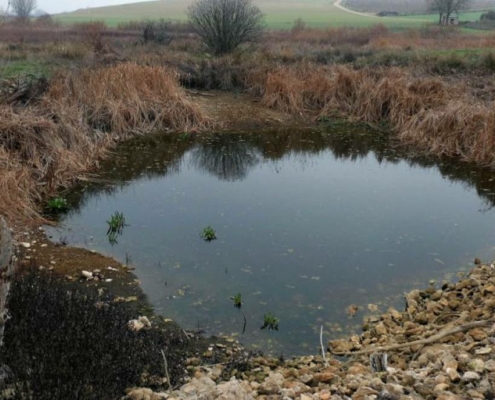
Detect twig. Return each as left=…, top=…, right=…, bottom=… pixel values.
left=331, top=320, right=492, bottom=356
left=161, top=349, right=172, bottom=393
left=242, top=312, right=247, bottom=335
left=320, top=325, right=329, bottom=367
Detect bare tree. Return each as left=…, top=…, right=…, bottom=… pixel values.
left=427, top=0, right=470, bottom=25
left=187, top=0, right=264, bottom=55
left=11, top=0, right=37, bottom=20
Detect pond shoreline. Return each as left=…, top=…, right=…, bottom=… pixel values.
left=12, top=213, right=495, bottom=399
left=4, top=91, right=495, bottom=399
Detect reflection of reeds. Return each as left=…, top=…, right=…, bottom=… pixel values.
left=0, top=63, right=212, bottom=223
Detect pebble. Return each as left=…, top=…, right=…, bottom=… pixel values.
left=461, top=371, right=481, bottom=382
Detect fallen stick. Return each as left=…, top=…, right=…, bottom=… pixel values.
left=320, top=325, right=329, bottom=367
left=331, top=320, right=492, bottom=356
left=161, top=349, right=172, bottom=393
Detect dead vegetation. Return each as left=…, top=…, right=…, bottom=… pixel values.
left=0, top=63, right=211, bottom=224
left=3, top=22, right=495, bottom=223
left=240, top=63, right=495, bottom=168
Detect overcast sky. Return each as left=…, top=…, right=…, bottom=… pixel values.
left=0, top=0, right=154, bottom=14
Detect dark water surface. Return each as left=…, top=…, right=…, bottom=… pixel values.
left=46, top=127, right=495, bottom=355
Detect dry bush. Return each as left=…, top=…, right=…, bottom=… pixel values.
left=0, top=63, right=211, bottom=223
left=76, top=21, right=107, bottom=54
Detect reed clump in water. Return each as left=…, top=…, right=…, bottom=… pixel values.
left=0, top=63, right=212, bottom=223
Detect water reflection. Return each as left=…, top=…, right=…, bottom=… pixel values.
left=66, top=128, right=495, bottom=212
left=190, top=136, right=261, bottom=181
left=51, top=125, right=495, bottom=355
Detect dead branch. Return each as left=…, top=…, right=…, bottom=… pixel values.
left=331, top=320, right=493, bottom=356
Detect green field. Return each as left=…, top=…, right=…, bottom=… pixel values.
left=56, top=0, right=429, bottom=29
left=404, top=11, right=486, bottom=22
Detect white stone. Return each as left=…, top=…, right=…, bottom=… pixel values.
left=138, top=316, right=152, bottom=327
left=462, top=371, right=481, bottom=382
left=81, top=270, right=93, bottom=280
left=128, top=319, right=145, bottom=332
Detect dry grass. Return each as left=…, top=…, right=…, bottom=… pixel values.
left=0, top=63, right=211, bottom=224
left=249, top=63, right=495, bottom=167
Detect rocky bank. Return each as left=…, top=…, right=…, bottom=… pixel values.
left=124, top=261, right=495, bottom=400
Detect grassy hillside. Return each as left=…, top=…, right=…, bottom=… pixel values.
left=344, top=0, right=495, bottom=14
left=56, top=0, right=427, bottom=29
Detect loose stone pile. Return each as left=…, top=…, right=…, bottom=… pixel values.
left=124, top=262, right=495, bottom=400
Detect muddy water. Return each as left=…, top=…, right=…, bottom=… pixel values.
left=46, top=126, right=495, bottom=355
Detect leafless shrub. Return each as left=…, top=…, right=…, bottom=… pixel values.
left=187, top=0, right=264, bottom=55
left=142, top=19, right=173, bottom=45
left=11, top=0, right=37, bottom=20
left=76, top=21, right=107, bottom=54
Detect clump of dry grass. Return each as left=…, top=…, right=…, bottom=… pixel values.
left=400, top=102, right=495, bottom=165
left=47, top=63, right=209, bottom=135
left=252, top=62, right=495, bottom=167
left=0, top=63, right=211, bottom=223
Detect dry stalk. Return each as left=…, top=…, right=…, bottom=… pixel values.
left=332, top=320, right=492, bottom=356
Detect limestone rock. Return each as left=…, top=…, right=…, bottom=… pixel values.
left=462, top=371, right=481, bottom=382
left=122, top=388, right=167, bottom=400
left=259, top=372, right=285, bottom=395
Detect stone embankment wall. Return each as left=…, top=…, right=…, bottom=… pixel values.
left=0, top=218, right=15, bottom=348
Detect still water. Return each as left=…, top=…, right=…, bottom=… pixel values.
left=47, top=127, right=495, bottom=355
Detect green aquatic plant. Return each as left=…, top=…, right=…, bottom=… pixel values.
left=107, top=211, right=128, bottom=235
left=200, top=226, right=217, bottom=242
left=108, top=232, right=119, bottom=246
left=261, top=313, right=279, bottom=331
left=46, top=197, right=68, bottom=212
left=231, top=293, right=242, bottom=309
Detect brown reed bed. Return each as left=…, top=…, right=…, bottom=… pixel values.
left=247, top=62, right=495, bottom=168
left=0, top=63, right=212, bottom=224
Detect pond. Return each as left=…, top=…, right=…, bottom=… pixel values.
left=46, top=126, right=495, bottom=355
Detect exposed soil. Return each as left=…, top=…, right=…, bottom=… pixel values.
left=189, top=90, right=316, bottom=132
left=18, top=227, right=153, bottom=314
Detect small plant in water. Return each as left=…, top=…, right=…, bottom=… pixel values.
left=46, top=197, right=68, bottom=212
left=108, top=232, right=119, bottom=246
left=107, top=211, right=128, bottom=235
left=231, top=293, right=242, bottom=309
left=200, top=226, right=217, bottom=242
left=261, top=313, right=279, bottom=331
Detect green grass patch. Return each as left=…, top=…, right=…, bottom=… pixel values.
left=0, top=60, right=53, bottom=79
left=56, top=0, right=428, bottom=29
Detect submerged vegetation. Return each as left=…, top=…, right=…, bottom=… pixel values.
left=261, top=313, right=279, bottom=331
left=201, top=226, right=217, bottom=242
left=107, top=211, right=128, bottom=235
left=232, top=293, right=242, bottom=309
left=106, top=211, right=128, bottom=245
